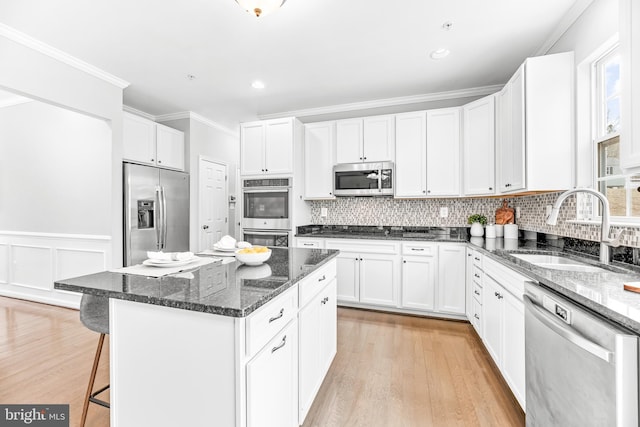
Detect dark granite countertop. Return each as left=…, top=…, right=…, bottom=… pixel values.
left=296, top=225, right=468, bottom=242
left=54, top=247, right=339, bottom=318
left=468, top=237, right=640, bottom=335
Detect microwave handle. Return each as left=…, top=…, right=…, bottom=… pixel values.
left=242, top=188, right=290, bottom=193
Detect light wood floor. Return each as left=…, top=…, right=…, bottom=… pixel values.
left=0, top=297, right=524, bottom=427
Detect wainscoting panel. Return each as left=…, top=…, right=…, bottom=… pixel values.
left=0, top=231, right=112, bottom=308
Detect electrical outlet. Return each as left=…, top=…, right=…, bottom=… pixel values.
left=545, top=205, right=552, bottom=216
left=516, top=206, right=521, bottom=219
left=320, top=207, right=328, bottom=218
left=440, top=207, right=448, bottom=218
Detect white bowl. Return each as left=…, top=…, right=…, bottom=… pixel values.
left=235, top=248, right=272, bottom=266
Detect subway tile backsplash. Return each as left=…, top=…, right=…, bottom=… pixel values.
left=307, top=192, right=640, bottom=248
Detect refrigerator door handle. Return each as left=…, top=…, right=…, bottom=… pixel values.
left=160, top=186, right=168, bottom=250
left=155, top=186, right=163, bottom=250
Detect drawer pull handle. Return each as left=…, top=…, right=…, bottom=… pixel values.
left=411, top=248, right=425, bottom=251
left=318, top=275, right=326, bottom=282
left=474, top=257, right=480, bottom=261
left=474, top=290, right=480, bottom=296
left=271, top=335, right=287, bottom=353
left=303, top=243, right=314, bottom=246
left=474, top=273, right=480, bottom=278
left=321, top=296, right=329, bottom=305
left=269, top=308, right=284, bottom=323
left=494, top=292, right=503, bottom=299
left=474, top=314, right=480, bottom=320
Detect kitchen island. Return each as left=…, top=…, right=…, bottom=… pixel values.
left=55, top=247, right=339, bottom=427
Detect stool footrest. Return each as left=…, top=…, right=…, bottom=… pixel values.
left=89, top=384, right=110, bottom=409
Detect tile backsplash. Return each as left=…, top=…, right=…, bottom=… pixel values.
left=307, top=192, right=640, bottom=248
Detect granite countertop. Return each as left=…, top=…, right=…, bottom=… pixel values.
left=54, top=247, right=339, bottom=318
left=468, top=237, right=640, bottom=335
left=296, top=224, right=468, bottom=242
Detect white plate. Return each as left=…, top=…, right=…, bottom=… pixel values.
left=213, top=245, right=236, bottom=252
left=142, top=257, right=200, bottom=268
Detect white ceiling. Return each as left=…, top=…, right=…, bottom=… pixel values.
left=0, top=0, right=588, bottom=130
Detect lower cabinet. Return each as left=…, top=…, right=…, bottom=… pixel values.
left=481, top=258, right=527, bottom=410
left=437, top=245, right=466, bottom=314
left=246, top=320, right=298, bottom=427
left=401, top=254, right=437, bottom=311
left=298, top=279, right=337, bottom=424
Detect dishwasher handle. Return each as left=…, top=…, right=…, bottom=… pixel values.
left=524, top=294, right=614, bottom=363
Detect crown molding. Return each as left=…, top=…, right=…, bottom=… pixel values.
left=0, top=95, right=33, bottom=108
left=123, top=105, right=156, bottom=120
left=257, top=85, right=503, bottom=120
left=145, top=110, right=239, bottom=138
left=0, top=23, right=129, bottom=89
left=534, top=0, right=596, bottom=55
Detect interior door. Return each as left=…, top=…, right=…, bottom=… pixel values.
left=199, top=158, right=227, bottom=251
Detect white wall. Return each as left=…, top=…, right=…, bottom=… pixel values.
left=0, top=101, right=111, bottom=234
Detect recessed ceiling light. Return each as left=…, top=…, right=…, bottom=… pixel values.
left=442, top=21, right=453, bottom=31
left=186, top=74, right=196, bottom=80
left=430, top=48, right=450, bottom=60
left=252, top=80, right=265, bottom=89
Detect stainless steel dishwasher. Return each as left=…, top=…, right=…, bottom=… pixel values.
left=524, top=282, right=639, bottom=426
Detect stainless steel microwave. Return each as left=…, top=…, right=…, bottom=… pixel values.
left=333, top=162, right=394, bottom=196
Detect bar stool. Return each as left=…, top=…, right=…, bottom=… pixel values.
left=79, top=294, right=110, bottom=427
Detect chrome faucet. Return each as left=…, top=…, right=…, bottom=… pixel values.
left=546, top=188, right=622, bottom=264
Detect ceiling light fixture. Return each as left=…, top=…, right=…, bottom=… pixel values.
left=235, top=0, right=287, bottom=18
left=252, top=80, right=265, bottom=89
left=430, top=48, right=450, bottom=60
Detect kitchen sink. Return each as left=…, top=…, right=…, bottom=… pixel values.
left=510, top=253, right=608, bottom=273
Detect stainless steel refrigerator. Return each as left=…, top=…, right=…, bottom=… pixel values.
left=124, top=163, right=189, bottom=266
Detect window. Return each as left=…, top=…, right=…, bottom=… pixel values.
left=591, top=45, right=640, bottom=219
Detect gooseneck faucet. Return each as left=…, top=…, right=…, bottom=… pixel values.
left=546, top=188, right=622, bottom=264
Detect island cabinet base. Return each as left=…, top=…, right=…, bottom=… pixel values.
left=109, top=286, right=301, bottom=427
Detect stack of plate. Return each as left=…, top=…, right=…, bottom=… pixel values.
left=142, top=256, right=200, bottom=268
left=213, top=243, right=236, bottom=253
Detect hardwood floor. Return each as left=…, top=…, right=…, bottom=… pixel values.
left=0, top=297, right=523, bottom=427
left=302, top=308, right=525, bottom=427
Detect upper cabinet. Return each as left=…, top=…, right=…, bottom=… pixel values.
left=241, top=118, right=294, bottom=176
left=303, top=122, right=336, bottom=199
left=620, top=0, right=640, bottom=170
left=335, top=115, right=395, bottom=163
left=496, top=52, right=574, bottom=193
left=426, top=107, right=461, bottom=197
left=123, top=112, right=185, bottom=171
left=463, top=95, right=496, bottom=196
left=395, top=111, right=427, bottom=198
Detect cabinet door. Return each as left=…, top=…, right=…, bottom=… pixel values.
left=335, top=252, right=359, bottom=303
left=246, top=320, right=298, bottom=427
left=621, top=0, right=640, bottom=170
left=463, top=95, right=495, bottom=195
left=304, top=122, right=335, bottom=199
left=298, top=294, right=322, bottom=423
left=498, top=66, right=526, bottom=193
left=482, top=275, right=502, bottom=366
left=319, top=279, right=337, bottom=375
left=336, top=119, right=363, bottom=163
left=502, top=291, right=525, bottom=408
left=401, top=255, right=436, bottom=311
left=241, top=123, right=266, bottom=175
left=426, top=108, right=461, bottom=196
left=436, top=245, right=466, bottom=315
left=156, top=124, right=184, bottom=170
left=123, top=112, right=156, bottom=165
left=264, top=118, right=293, bottom=174
left=359, top=253, right=399, bottom=307
left=395, top=111, right=427, bottom=197
left=363, top=115, right=395, bottom=162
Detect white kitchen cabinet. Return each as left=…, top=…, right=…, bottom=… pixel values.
left=621, top=0, right=640, bottom=170
left=496, top=52, right=574, bottom=194
left=335, top=115, right=395, bottom=163
left=326, top=239, right=400, bottom=308
left=481, top=257, right=527, bottom=410
left=401, top=243, right=437, bottom=311
left=246, top=320, right=298, bottom=427
left=463, top=95, right=495, bottom=196
left=437, top=244, right=466, bottom=315
left=395, top=111, right=427, bottom=197
left=298, top=279, right=337, bottom=424
left=241, top=117, right=294, bottom=176
left=303, top=121, right=335, bottom=199
left=123, top=112, right=185, bottom=170
left=426, top=108, right=461, bottom=196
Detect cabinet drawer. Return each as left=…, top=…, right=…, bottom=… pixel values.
left=297, top=238, right=324, bottom=249
left=299, top=260, right=337, bottom=307
left=472, top=250, right=483, bottom=267
left=472, top=265, right=483, bottom=284
left=472, top=281, right=483, bottom=302
left=402, top=243, right=436, bottom=256
left=471, top=298, right=482, bottom=335
left=246, top=287, right=298, bottom=358
left=483, top=257, right=529, bottom=300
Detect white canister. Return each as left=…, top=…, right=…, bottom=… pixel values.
left=504, top=224, right=519, bottom=239
left=495, top=224, right=504, bottom=237
left=485, top=225, right=496, bottom=239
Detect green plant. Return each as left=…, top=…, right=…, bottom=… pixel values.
left=467, top=214, right=487, bottom=226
